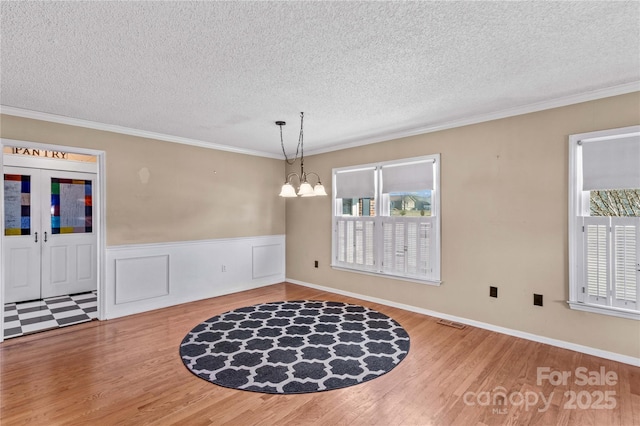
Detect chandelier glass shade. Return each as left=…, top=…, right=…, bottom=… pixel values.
left=277, top=112, right=327, bottom=198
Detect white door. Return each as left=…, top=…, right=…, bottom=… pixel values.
left=3, top=167, right=42, bottom=302
left=3, top=167, right=97, bottom=303
left=40, top=169, right=97, bottom=298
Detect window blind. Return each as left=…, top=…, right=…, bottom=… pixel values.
left=581, top=135, right=640, bottom=190
left=381, top=161, right=434, bottom=193
left=335, top=168, right=375, bottom=199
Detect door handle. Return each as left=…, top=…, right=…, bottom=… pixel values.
left=34, top=232, right=38, bottom=243
left=44, top=232, right=48, bottom=242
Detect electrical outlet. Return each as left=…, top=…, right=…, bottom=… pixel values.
left=490, top=286, right=498, bottom=298
left=534, top=294, right=543, bottom=306
left=221, top=265, right=226, bottom=272
left=314, top=260, right=319, bottom=268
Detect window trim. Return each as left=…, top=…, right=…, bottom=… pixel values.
left=331, top=154, right=441, bottom=285
left=568, top=125, right=640, bottom=320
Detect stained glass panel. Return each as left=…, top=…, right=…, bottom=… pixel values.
left=51, top=178, right=92, bottom=234
left=4, top=174, right=31, bottom=236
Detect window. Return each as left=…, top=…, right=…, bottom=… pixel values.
left=569, top=126, right=640, bottom=320
left=332, top=155, right=440, bottom=283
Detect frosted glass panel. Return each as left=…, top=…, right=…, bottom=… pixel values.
left=4, top=174, right=31, bottom=236
left=51, top=178, right=92, bottom=234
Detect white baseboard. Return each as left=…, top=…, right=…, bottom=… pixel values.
left=102, top=235, right=285, bottom=319
left=287, top=278, right=640, bottom=367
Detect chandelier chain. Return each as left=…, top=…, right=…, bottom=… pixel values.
left=280, top=112, right=304, bottom=166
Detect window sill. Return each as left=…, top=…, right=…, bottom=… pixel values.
left=567, top=301, right=639, bottom=321
left=331, top=265, right=442, bottom=286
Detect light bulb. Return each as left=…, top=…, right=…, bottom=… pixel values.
left=313, top=183, right=327, bottom=196
left=279, top=183, right=297, bottom=197
left=297, top=181, right=315, bottom=196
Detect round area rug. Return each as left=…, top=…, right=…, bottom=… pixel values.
left=180, top=300, right=410, bottom=394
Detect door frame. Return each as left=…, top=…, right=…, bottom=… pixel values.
left=0, top=138, right=107, bottom=343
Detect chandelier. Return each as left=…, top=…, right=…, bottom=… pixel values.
left=277, top=112, right=327, bottom=197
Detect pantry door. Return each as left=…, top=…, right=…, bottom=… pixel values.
left=40, top=169, right=97, bottom=299
left=3, top=167, right=97, bottom=302
left=3, top=167, right=42, bottom=303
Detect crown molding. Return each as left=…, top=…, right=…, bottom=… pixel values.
left=0, top=106, right=283, bottom=160
left=304, top=81, right=640, bottom=156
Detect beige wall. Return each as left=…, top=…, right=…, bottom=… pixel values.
left=0, top=114, right=286, bottom=245
left=285, top=92, right=640, bottom=358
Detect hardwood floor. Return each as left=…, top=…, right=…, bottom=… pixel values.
left=1, top=282, right=638, bottom=425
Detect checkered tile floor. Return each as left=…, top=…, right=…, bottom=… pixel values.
left=4, top=292, right=97, bottom=339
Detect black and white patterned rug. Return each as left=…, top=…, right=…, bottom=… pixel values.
left=180, top=300, right=410, bottom=394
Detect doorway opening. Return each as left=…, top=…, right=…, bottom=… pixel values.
left=1, top=141, right=105, bottom=340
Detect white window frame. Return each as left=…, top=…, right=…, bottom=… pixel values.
left=331, top=154, right=441, bottom=285
left=568, top=125, right=640, bottom=320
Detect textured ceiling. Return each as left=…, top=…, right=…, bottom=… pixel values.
left=1, top=1, right=639, bottom=158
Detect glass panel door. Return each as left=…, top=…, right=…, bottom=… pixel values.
left=3, top=168, right=41, bottom=303
left=40, top=170, right=97, bottom=299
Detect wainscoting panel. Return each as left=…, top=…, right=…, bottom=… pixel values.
left=105, top=235, right=285, bottom=319
left=252, top=244, right=284, bottom=279
left=115, top=255, right=169, bottom=304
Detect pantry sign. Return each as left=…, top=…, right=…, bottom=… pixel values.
left=3, top=146, right=96, bottom=162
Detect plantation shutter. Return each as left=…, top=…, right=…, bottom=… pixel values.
left=364, top=221, right=375, bottom=266
left=584, top=217, right=610, bottom=305
left=382, top=217, right=433, bottom=279
left=335, top=218, right=375, bottom=270
left=335, top=168, right=375, bottom=199
left=407, top=222, right=418, bottom=275
left=337, top=220, right=346, bottom=263
left=346, top=220, right=354, bottom=264
left=355, top=220, right=375, bottom=267
left=381, top=161, right=434, bottom=193
left=382, top=219, right=405, bottom=274
left=581, top=135, right=640, bottom=190
left=612, top=217, right=639, bottom=310
left=418, top=221, right=432, bottom=277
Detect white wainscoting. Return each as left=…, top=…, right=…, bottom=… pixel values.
left=104, top=235, right=285, bottom=319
